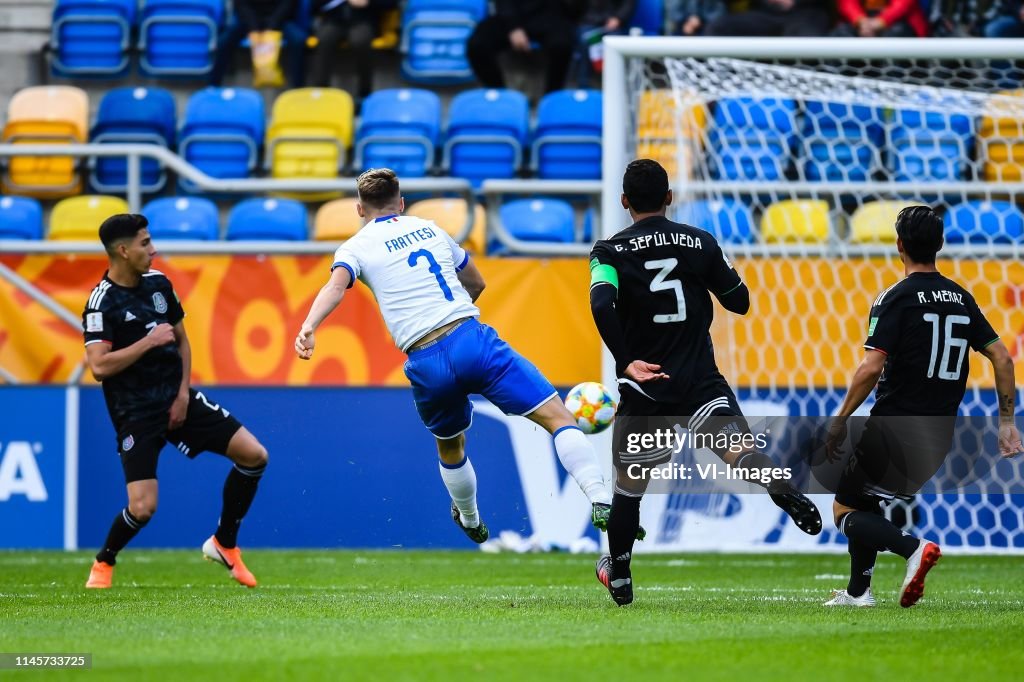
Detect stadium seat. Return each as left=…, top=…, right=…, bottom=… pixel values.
left=943, top=200, right=1024, bottom=245
left=0, top=197, right=43, bottom=240
left=142, top=196, right=220, bottom=240
left=179, top=87, right=264, bottom=192
left=50, top=0, right=136, bottom=77
left=630, top=0, right=664, bottom=33
left=355, top=89, right=442, bottom=177
left=444, top=89, right=529, bottom=188
left=760, top=199, right=831, bottom=244
left=676, top=199, right=756, bottom=244
left=636, top=90, right=705, bottom=180
left=266, top=88, right=354, bottom=186
left=401, top=0, right=488, bottom=85
left=49, top=195, right=129, bottom=240
left=889, top=106, right=973, bottom=182
left=532, top=90, right=602, bottom=180
left=848, top=201, right=911, bottom=244
left=979, top=90, right=1024, bottom=182
left=498, top=198, right=575, bottom=243
left=406, top=197, right=486, bottom=254
left=709, top=97, right=797, bottom=181
left=139, top=0, right=224, bottom=77
left=226, top=198, right=308, bottom=241
left=314, top=198, right=363, bottom=242
left=801, top=101, right=883, bottom=182
left=2, top=86, right=89, bottom=198
left=90, top=87, right=176, bottom=194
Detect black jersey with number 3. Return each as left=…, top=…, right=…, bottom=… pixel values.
left=82, top=270, right=186, bottom=425
left=864, top=271, right=1000, bottom=417
left=590, top=215, right=743, bottom=403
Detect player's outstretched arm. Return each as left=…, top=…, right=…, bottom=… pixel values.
left=826, top=349, right=886, bottom=459
left=456, top=260, right=486, bottom=302
left=980, top=340, right=1024, bottom=457
left=85, top=322, right=176, bottom=382
left=296, top=267, right=352, bottom=360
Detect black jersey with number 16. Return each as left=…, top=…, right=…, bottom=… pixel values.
left=589, top=215, right=744, bottom=403
left=864, top=272, right=1000, bottom=417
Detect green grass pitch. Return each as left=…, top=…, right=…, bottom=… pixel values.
left=2, top=550, right=1021, bottom=680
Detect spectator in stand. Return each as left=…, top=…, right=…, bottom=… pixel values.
left=833, top=0, right=929, bottom=36
left=983, top=0, right=1024, bottom=36
left=466, top=0, right=585, bottom=94
left=211, top=0, right=307, bottom=87
left=575, top=1, right=636, bottom=87
left=706, top=0, right=832, bottom=36
left=669, top=0, right=727, bottom=34
left=310, top=0, right=399, bottom=100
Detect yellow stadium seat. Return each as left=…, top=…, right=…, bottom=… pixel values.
left=49, top=195, right=129, bottom=241
left=849, top=201, right=911, bottom=244
left=979, top=90, right=1024, bottom=181
left=760, top=200, right=831, bottom=244
left=406, top=198, right=486, bottom=255
left=267, top=88, right=354, bottom=199
left=636, top=140, right=693, bottom=180
left=636, top=89, right=706, bottom=141
left=314, top=198, right=363, bottom=242
left=2, top=86, right=89, bottom=198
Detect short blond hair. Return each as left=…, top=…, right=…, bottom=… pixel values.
left=356, top=168, right=401, bottom=209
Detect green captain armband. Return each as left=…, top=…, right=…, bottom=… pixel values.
left=590, top=258, right=619, bottom=289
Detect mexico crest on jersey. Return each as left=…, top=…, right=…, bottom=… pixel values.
left=152, top=291, right=168, bottom=314
left=122, top=435, right=134, bottom=452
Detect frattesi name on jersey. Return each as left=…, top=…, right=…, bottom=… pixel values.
left=620, top=232, right=704, bottom=252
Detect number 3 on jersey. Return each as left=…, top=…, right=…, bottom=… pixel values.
left=408, top=249, right=454, bottom=302
left=645, top=258, right=686, bottom=323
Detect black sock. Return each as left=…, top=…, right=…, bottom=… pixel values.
left=846, top=538, right=877, bottom=597
left=839, top=510, right=920, bottom=560
left=96, top=508, right=148, bottom=565
left=608, top=492, right=642, bottom=579
left=215, top=463, right=266, bottom=549
left=733, top=451, right=783, bottom=490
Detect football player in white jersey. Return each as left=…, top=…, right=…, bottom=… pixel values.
left=295, top=168, right=622, bottom=543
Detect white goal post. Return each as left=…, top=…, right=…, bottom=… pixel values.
left=600, top=37, right=1024, bottom=553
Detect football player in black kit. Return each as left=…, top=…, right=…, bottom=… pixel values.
left=82, top=214, right=268, bottom=589
left=589, top=160, right=822, bottom=606
left=823, top=205, right=1022, bottom=608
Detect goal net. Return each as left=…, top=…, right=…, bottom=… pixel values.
left=603, top=38, right=1024, bottom=553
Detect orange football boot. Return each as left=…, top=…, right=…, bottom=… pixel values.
left=85, top=560, right=114, bottom=589
left=202, top=536, right=257, bottom=588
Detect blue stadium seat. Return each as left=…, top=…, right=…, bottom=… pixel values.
left=179, top=87, right=264, bottom=193
left=444, top=89, right=529, bottom=188
left=532, top=90, right=602, bottom=180
left=677, top=199, right=756, bottom=244
left=630, top=0, right=664, bottom=34
left=499, top=198, right=575, bottom=243
left=944, top=200, right=1024, bottom=245
left=142, top=196, right=219, bottom=240
left=139, top=0, right=224, bottom=77
left=50, top=0, right=136, bottom=77
left=890, top=107, right=974, bottom=182
left=226, top=198, right=308, bottom=241
left=355, top=89, right=441, bottom=177
left=801, top=101, right=883, bottom=182
left=401, top=0, right=487, bottom=85
left=0, top=197, right=43, bottom=240
left=90, top=87, right=176, bottom=194
left=709, top=97, right=797, bottom=181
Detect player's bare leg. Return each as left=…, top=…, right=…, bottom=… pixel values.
left=526, top=397, right=618, bottom=529
left=202, top=427, right=267, bottom=588
left=436, top=433, right=488, bottom=543
left=87, top=479, right=158, bottom=589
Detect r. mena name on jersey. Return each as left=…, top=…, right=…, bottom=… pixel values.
left=384, top=225, right=438, bottom=253
left=621, top=232, right=703, bottom=252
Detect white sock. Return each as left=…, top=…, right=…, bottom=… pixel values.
left=553, top=426, right=611, bottom=505
left=439, top=457, right=480, bottom=528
